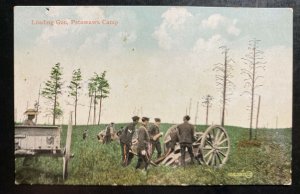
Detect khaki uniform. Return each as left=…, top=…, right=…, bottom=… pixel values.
left=104, top=125, right=113, bottom=144
left=119, top=122, right=137, bottom=166
left=177, top=122, right=197, bottom=166
left=148, top=124, right=162, bottom=159
left=135, top=124, right=150, bottom=170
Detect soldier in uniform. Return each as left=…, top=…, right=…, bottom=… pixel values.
left=148, top=118, right=162, bottom=159
left=176, top=115, right=199, bottom=166
left=83, top=129, right=88, bottom=140
left=166, top=126, right=178, bottom=153
left=136, top=117, right=151, bottom=170
left=23, top=109, right=37, bottom=126
left=119, top=116, right=140, bottom=166
left=104, top=122, right=114, bottom=144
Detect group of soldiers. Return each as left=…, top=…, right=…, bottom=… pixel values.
left=118, top=116, right=162, bottom=170
left=21, top=108, right=201, bottom=169
left=115, top=115, right=201, bottom=170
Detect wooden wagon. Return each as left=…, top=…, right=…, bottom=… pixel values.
left=14, top=117, right=73, bottom=180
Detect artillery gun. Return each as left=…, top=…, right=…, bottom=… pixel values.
left=97, top=124, right=230, bottom=167
left=157, top=125, right=230, bottom=167
left=131, top=125, right=230, bottom=167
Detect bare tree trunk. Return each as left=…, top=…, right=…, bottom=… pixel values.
left=97, top=91, right=103, bottom=125
left=221, top=51, right=227, bottom=127
left=87, top=96, right=93, bottom=126
left=93, top=91, right=97, bottom=125
left=53, top=77, right=58, bottom=125
left=194, top=101, right=199, bottom=125
left=255, top=95, right=261, bottom=139
left=74, top=87, right=78, bottom=126
left=249, top=46, right=256, bottom=140
left=189, top=98, right=192, bottom=115
left=35, top=84, right=41, bottom=124
left=206, top=102, right=209, bottom=126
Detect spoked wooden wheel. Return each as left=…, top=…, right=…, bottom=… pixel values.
left=200, top=125, right=230, bottom=167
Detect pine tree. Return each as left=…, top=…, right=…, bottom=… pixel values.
left=68, top=68, right=82, bottom=126
left=41, top=63, right=63, bottom=125
left=87, top=78, right=97, bottom=126
left=96, top=71, right=110, bottom=125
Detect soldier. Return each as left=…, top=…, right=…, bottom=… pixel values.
left=148, top=118, right=162, bottom=159
left=82, top=129, right=88, bottom=140
left=136, top=117, right=150, bottom=170
left=176, top=115, right=199, bottom=166
left=104, top=122, right=114, bottom=144
left=166, top=126, right=178, bottom=153
left=23, top=109, right=37, bottom=125
left=119, top=116, right=140, bottom=166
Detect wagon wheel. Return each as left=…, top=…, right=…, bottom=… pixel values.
left=63, top=113, right=73, bottom=180
left=199, top=125, right=230, bottom=167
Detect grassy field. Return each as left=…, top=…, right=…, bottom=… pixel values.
left=15, top=123, right=291, bottom=185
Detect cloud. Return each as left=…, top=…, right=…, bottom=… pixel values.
left=161, top=7, right=192, bottom=30
left=153, top=7, right=193, bottom=50
left=192, top=34, right=225, bottom=52
left=201, top=14, right=226, bottom=29
left=227, top=19, right=240, bottom=36
left=37, top=21, right=72, bottom=43
left=153, top=25, right=172, bottom=50
left=202, top=14, right=241, bottom=36
left=78, top=32, right=107, bottom=54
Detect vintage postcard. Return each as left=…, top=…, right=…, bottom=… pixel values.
left=14, top=6, right=292, bottom=185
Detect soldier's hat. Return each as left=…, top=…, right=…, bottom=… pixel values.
left=142, top=117, right=150, bottom=122
left=24, top=109, right=38, bottom=115
left=132, top=116, right=140, bottom=121
left=154, top=118, right=161, bottom=122
left=184, top=115, right=191, bottom=121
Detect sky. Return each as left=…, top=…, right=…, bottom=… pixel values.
left=14, top=6, right=292, bottom=128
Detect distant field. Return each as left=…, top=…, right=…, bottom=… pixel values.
left=15, top=123, right=291, bottom=185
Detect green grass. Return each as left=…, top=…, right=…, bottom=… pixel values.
left=15, top=123, right=291, bottom=185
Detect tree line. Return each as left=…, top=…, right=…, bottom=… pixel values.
left=40, top=38, right=265, bottom=140
left=41, top=64, right=110, bottom=126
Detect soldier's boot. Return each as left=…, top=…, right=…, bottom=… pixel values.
left=190, top=157, right=195, bottom=165
left=157, top=152, right=161, bottom=159
left=181, top=154, right=186, bottom=166
left=128, top=153, right=134, bottom=165
left=195, top=156, right=201, bottom=165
